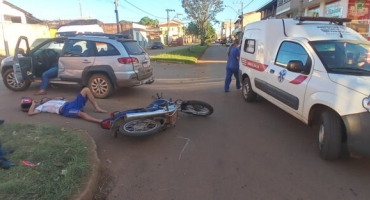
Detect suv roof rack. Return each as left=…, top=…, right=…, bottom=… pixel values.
left=293, top=16, right=352, bottom=25
left=69, top=33, right=131, bottom=40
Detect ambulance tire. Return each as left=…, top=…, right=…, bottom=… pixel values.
left=318, top=110, right=343, bottom=160
left=242, top=76, right=257, bottom=102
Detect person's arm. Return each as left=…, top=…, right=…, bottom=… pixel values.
left=236, top=48, right=241, bottom=61
left=28, top=101, right=41, bottom=116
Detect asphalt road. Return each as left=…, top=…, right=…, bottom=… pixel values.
left=1, top=43, right=370, bottom=200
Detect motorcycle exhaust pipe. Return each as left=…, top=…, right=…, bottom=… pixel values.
left=125, top=109, right=170, bottom=120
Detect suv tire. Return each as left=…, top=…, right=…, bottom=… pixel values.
left=2, top=69, right=31, bottom=91
left=88, top=73, right=113, bottom=99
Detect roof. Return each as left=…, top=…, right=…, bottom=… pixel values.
left=3, top=1, right=43, bottom=24
left=256, top=0, right=277, bottom=12
left=158, top=19, right=184, bottom=26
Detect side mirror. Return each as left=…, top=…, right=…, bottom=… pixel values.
left=287, top=60, right=307, bottom=73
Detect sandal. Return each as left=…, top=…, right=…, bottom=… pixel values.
left=34, top=91, right=46, bottom=96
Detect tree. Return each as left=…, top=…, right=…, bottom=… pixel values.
left=139, top=17, right=159, bottom=26
left=182, top=0, right=224, bottom=45
left=186, top=22, right=199, bottom=36
left=204, top=22, right=216, bottom=42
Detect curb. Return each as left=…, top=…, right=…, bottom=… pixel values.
left=72, top=130, right=101, bottom=200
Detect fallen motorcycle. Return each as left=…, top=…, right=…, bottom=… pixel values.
left=101, top=94, right=214, bottom=138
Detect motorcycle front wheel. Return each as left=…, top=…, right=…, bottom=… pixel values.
left=119, top=118, right=162, bottom=137
left=182, top=101, right=214, bottom=116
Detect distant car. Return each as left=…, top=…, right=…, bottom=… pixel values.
left=151, top=41, right=164, bottom=49
left=225, top=41, right=233, bottom=47
left=169, top=40, right=177, bottom=47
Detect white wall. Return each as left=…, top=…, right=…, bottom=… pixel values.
left=0, top=22, right=50, bottom=56
left=2, top=2, right=27, bottom=24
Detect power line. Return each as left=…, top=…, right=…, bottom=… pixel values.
left=243, top=0, right=254, bottom=9
left=123, top=0, right=167, bottom=19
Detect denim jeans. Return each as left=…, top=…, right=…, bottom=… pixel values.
left=41, top=64, right=58, bottom=90
left=224, top=67, right=241, bottom=92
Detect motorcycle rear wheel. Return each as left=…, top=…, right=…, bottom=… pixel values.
left=119, top=118, right=162, bottom=137
left=182, top=101, right=214, bottom=116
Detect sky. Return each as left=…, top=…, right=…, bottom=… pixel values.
left=6, top=0, right=271, bottom=32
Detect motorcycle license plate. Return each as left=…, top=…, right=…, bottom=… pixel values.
left=169, top=111, right=178, bottom=124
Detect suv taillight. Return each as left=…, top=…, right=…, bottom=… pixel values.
left=118, top=57, right=139, bottom=64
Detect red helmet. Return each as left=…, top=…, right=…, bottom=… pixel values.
left=21, top=97, right=33, bottom=112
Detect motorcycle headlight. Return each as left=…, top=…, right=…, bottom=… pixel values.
left=363, top=96, right=370, bottom=111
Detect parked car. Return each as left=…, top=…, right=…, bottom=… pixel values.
left=1, top=33, right=154, bottom=99
left=239, top=17, right=370, bottom=160
left=225, top=40, right=233, bottom=47
left=151, top=41, right=164, bottom=49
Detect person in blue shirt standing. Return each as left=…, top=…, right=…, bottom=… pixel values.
left=224, top=39, right=241, bottom=92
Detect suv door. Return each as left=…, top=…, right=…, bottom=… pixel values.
left=59, top=39, right=96, bottom=80
left=119, top=40, right=152, bottom=81
left=13, top=36, right=31, bottom=83
left=266, top=40, right=312, bottom=115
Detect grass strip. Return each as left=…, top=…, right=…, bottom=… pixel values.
left=150, top=45, right=208, bottom=64
left=0, top=123, right=90, bottom=200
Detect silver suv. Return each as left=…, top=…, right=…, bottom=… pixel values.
left=1, top=34, right=154, bottom=98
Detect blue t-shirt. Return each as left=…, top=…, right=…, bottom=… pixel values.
left=226, top=46, right=240, bottom=69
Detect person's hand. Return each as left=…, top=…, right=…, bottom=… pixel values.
left=32, top=100, right=38, bottom=105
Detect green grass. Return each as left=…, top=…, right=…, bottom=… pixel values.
left=0, top=123, right=90, bottom=200
left=150, top=45, right=208, bottom=64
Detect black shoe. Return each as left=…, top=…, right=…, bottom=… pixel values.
left=0, top=159, right=16, bottom=169
left=0, top=120, right=4, bottom=125
left=2, top=149, right=14, bottom=155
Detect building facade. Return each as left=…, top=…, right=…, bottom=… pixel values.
left=275, top=0, right=370, bottom=40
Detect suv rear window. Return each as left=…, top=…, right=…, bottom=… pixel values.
left=119, top=41, right=145, bottom=55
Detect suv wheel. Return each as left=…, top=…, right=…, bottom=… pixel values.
left=2, top=69, right=31, bottom=91
left=88, top=73, right=113, bottom=99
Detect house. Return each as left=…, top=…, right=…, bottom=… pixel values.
left=257, top=0, right=277, bottom=20
left=158, top=19, right=185, bottom=45
left=0, top=1, right=48, bottom=56
left=232, top=11, right=261, bottom=40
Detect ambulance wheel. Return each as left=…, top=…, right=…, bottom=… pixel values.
left=318, top=110, right=343, bottom=160
left=242, top=76, right=257, bottom=102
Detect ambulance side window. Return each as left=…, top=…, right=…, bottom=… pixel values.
left=243, top=39, right=255, bottom=54
left=275, top=41, right=311, bottom=71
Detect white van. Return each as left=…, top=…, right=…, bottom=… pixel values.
left=56, top=24, right=104, bottom=37
left=239, top=17, right=370, bottom=160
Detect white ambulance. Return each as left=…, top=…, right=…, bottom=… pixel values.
left=239, top=17, right=370, bottom=160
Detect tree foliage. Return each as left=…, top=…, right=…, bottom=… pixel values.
left=139, top=17, right=159, bottom=26
left=186, top=22, right=199, bottom=36
left=182, top=0, right=224, bottom=45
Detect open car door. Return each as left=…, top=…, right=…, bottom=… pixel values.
left=13, top=36, right=31, bottom=83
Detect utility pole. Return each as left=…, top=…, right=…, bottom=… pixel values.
left=298, top=0, right=304, bottom=17
left=114, top=0, right=120, bottom=33
left=166, top=9, right=175, bottom=45
left=0, top=0, right=9, bottom=56
left=234, top=1, right=244, bottom=39
left=79, top=0, right=82, bottom=18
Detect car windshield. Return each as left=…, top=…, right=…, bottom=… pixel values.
left=311, top=40, right=370, bottom=76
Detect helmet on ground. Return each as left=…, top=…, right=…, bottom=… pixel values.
left=21, top=97, right=33, bottom=112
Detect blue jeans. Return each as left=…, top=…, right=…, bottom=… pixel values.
left=41, top=64, right=58, bottom=90
left=224, top=67, right=241, bottom=92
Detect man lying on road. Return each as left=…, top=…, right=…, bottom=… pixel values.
left=28, top=87, right=107, bottom=123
